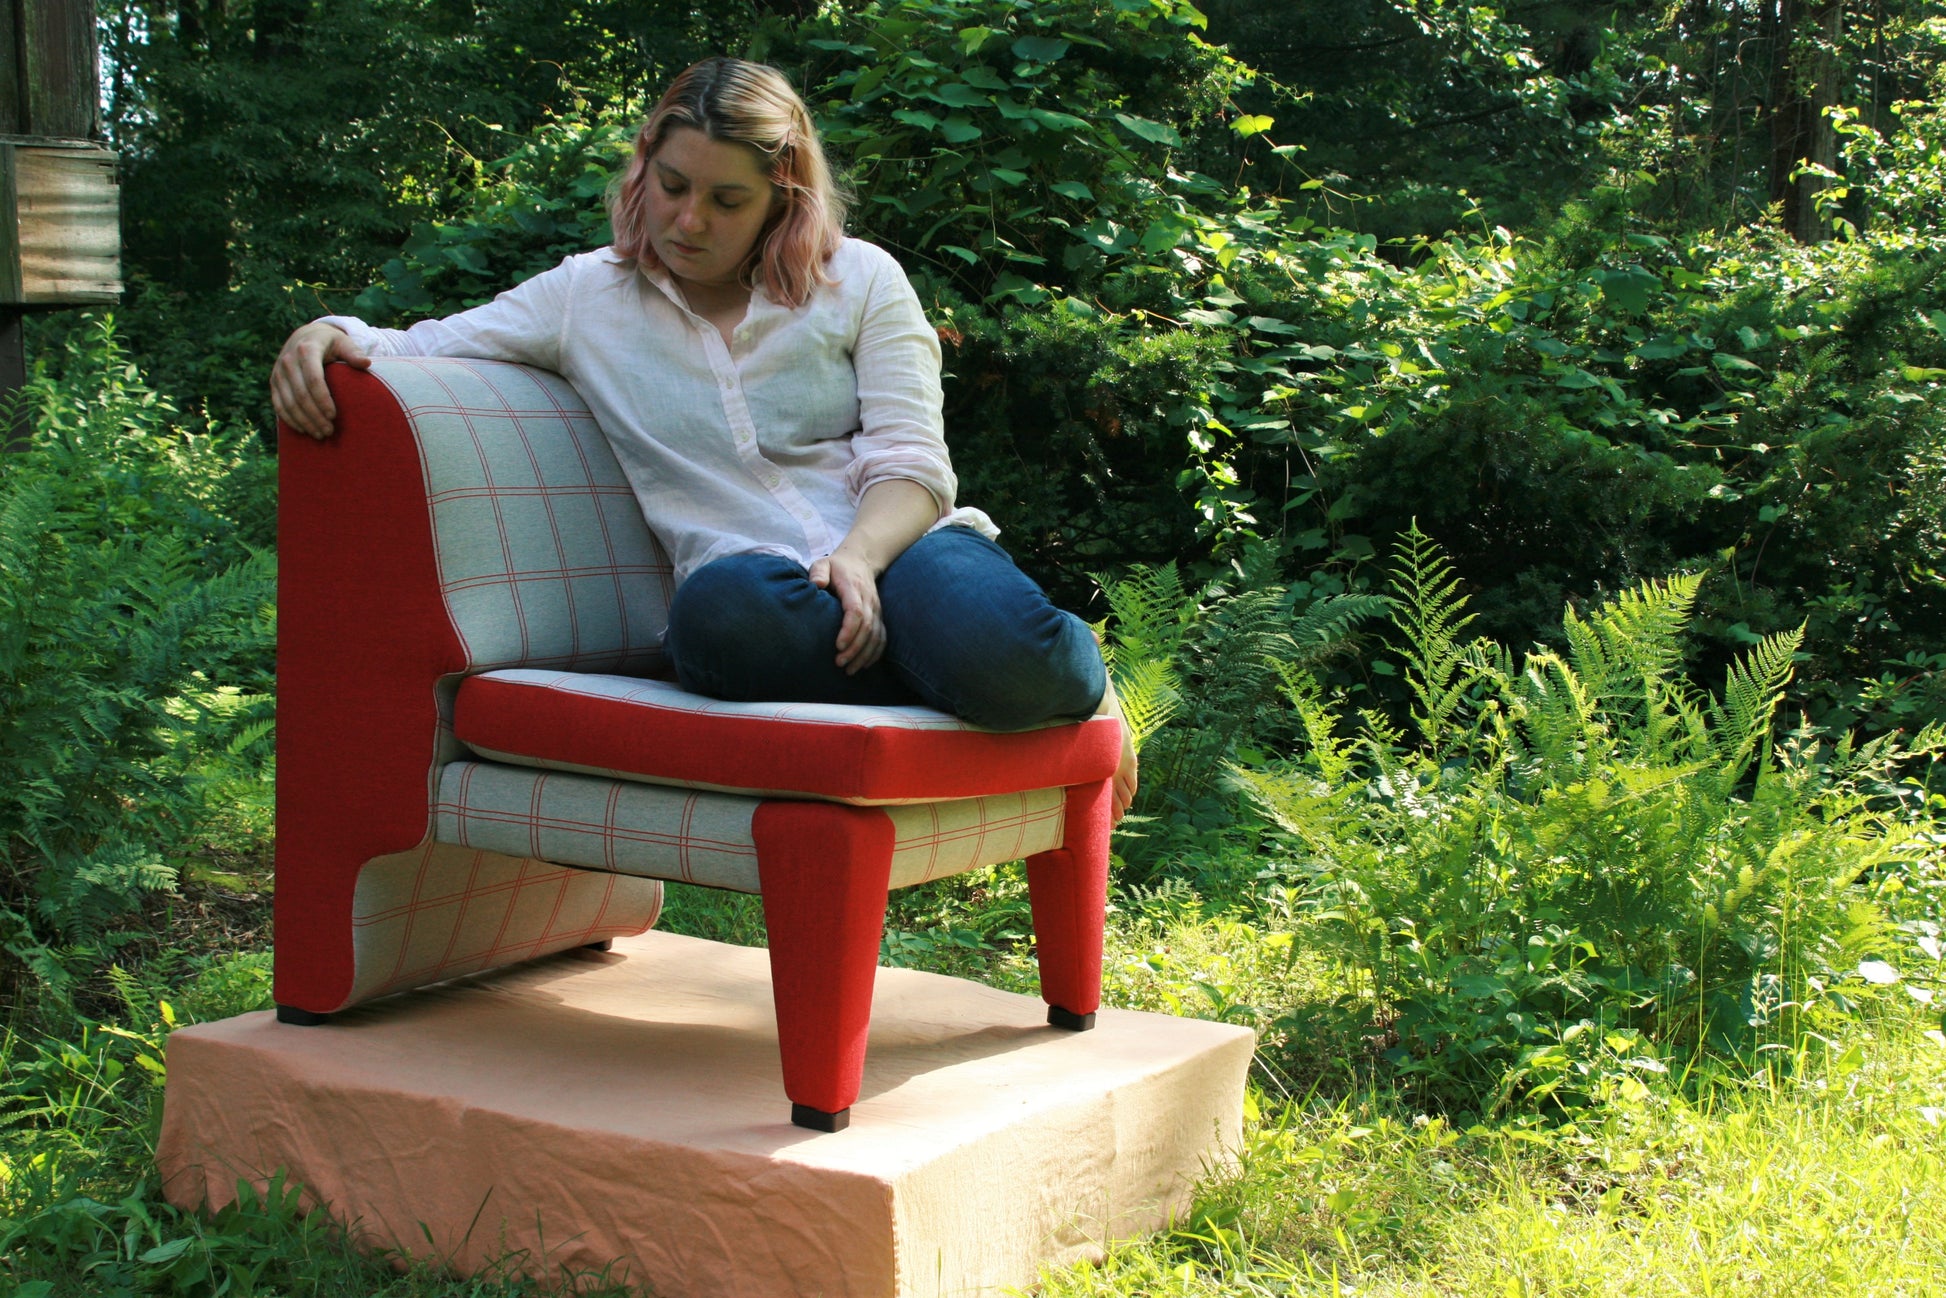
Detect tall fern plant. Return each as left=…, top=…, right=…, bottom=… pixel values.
left=1099, top=558, right=1387, bottom=887
left=1236, top=525, right=1942, bottom=1114
left=0, top=322, right=275, bottom=1010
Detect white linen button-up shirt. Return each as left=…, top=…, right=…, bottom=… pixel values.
left=321, top=237, right=997, bottom=587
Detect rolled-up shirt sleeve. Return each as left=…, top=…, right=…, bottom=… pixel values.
left=843, top=248, right=955, bottom=516
left=318, top=258, right=575, bottom=371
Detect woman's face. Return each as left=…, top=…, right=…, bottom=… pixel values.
left=645, top=126, right=781, bottom=294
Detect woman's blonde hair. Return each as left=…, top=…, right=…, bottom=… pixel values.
left=610, top=58, right=845, bottom=309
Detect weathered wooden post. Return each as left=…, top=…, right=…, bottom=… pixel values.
left=0, top=0, right=121, bottom=443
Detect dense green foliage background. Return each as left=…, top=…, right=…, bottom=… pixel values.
left=5, top=2, right=1946, bottom=1293
left=62, top=0, right=1946, bottom=732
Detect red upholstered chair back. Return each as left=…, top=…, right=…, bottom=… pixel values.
left=274, top=357, right=672, bottom=1014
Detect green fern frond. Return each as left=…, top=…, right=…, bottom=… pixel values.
left=1357, top=706, right=1409, bottom=753
left=1229, top=763, right=1357, bottom=854
left=1665, top=686, right=1715, bottom=762
left=1561, top=572, right=1700, bottom=720
left=1512, top=649, right=1604, bottom=769
left=1707, top=624, right=1805, bottom=781
left=1097, top=561, right=1192, bottom=669
left=1287, top=592, right=1393, bottom=670
left=1099, top=559, right=1385, bottom=820
left=1277, top=664, right=1358, bottom=786
left=1387, top=522, right=1478, bottom=754
left=222, top=716, right=277, bottom=759
left=1111, top=656, right=1181, bottom=754
left=1195, top=584, right=1297, bottom=714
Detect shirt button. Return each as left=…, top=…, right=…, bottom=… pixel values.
left=721, top=377, right=734, bottom=390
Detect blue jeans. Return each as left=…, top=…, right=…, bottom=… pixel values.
left=664, top=527, right=1106, bottom=731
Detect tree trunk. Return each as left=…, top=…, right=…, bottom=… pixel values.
left=253, top=0, right=306, bottom=63
left=1768, top=0, right=1843, bottom=242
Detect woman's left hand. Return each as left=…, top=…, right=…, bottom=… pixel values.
left=809, top=549, right=887, bottom=673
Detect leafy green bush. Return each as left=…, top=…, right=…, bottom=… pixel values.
left=348, top=1, right=1946, bottom=731
left=1189, top=202, right=1946, bottom=728
left=0, top=323, right=275, bottom=1008
left=1235, top=526, right=1942, bottom=1115
left=769, top=0, right=1249, bottom=303
left=1203, top=0, right=1622, bottom=240
left=938, top=307, right=1234, bottom=596
left=353, top=105, right=634, bottom=321
left=1815, top=100, right=1946, bottom=238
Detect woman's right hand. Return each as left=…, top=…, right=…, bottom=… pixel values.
left=270, top=322, right=372, bottom=439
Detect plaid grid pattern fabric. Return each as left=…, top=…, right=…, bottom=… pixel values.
left=437, top=760, right=761, bottom=891
left=883, top=790, right=1065, bottom=888
left=344, top=836, right=665, bottom=1006
left=435, top=761, right=1066, bottom=894
left=377, top=358, right=675, bottom=676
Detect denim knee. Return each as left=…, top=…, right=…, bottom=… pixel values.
left=879, top=528, right=1107, bottom=731
left=665, top=554, right=825, bottom=699
left=907, top=606, right=1104, bottom=731
left=665, top=552, right=912, bottom=706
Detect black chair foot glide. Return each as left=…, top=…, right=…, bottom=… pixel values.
left=1047, top=1005, right=1096, bottom=1031
left=276, top=1004, right=332, bottom=1026
left=792, top=1103, right=850, bottom=1132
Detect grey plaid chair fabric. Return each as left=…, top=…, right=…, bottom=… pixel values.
left=436, top=761, right=1067, bottom=892
left=402, top=358, right=675, bottom=676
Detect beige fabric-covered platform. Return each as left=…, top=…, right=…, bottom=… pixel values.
left=157, top=930, right=1254, bottom=1297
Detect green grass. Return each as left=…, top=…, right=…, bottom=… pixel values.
left=1028, top=908, right=1946, bottom=1297
left=7, top=870, right=1946, bottom=1295
left=1033, top=1035, right=1946, bottom=1295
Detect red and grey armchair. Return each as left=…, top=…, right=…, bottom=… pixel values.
left=274, top=357, right=1121, bottom=1131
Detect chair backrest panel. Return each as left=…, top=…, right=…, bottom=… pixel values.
left=375, top=357, right=673, bottom=675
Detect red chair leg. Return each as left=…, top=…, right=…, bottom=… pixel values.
left=751, top=801, right=896, bottom=1131
left=1026, top=778, right=1113, bottom=1031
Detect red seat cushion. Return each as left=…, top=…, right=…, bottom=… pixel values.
left=452, top=669, right=1121, bottom=805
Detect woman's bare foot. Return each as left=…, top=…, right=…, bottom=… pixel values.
left=1096, top=671, right=1139, bottom=823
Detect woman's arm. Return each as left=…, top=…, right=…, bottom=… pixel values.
left=806, top=244, right=955, bottom=673
left=843, top=245, right=955, bottom=513
left=810, top=478, right=939, bottom=673
left=267, top=254, right=582, bottom=440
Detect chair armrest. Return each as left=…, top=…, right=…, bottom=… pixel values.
left=278, top=362, right=472, bottom=854
left=276, top=363, right=470, bottom=1006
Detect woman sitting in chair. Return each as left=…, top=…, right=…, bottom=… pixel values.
left=270, top=56, right=1136, bottom=820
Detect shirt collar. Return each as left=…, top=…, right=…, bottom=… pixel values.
left=607, top=247, right=773, bottom=308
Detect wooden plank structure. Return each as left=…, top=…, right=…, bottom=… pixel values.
left=0, top=138, right=120, bottom=304
left=0, top=0, right=99, bottom=139
left=0, top=0, right=120, bottom=438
